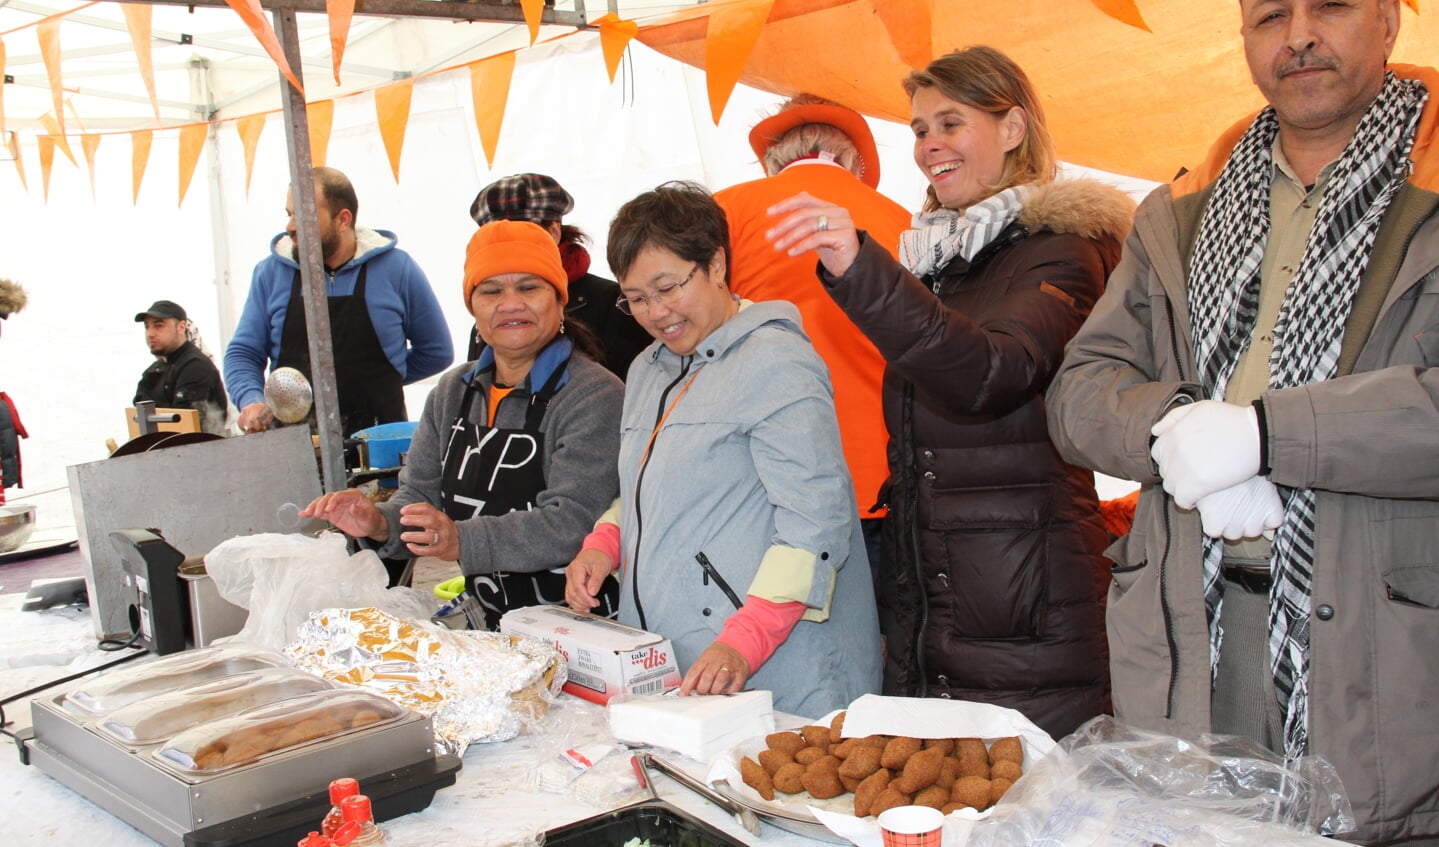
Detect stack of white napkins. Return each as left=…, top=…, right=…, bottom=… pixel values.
left=608, top=689, right=775, bottom=763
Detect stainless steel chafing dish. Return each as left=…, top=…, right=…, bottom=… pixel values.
left=22, top=644, right=459, bottom=847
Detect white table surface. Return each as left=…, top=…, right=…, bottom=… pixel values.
left=0, top=591, right=828, bottom=847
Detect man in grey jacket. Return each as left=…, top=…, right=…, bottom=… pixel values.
left=1047, top=1, right=1439, bottom=844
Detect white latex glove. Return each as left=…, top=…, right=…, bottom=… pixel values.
left=1192, top=476, right=1285, bottom=540
left=1150, top=400, right=1262, bottom=509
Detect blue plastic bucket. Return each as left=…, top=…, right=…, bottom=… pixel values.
left=352, top=421, right=418, bottom=474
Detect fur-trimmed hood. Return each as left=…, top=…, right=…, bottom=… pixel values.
left=1016, top=178, right=1136, bottom=245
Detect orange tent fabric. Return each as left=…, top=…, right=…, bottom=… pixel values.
left=638, top=0, right=1439, bottom=183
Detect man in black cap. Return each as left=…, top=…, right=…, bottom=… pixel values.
left=469, top=173, right=650, bottom=379
left=134, top=300, right=228, bottom=435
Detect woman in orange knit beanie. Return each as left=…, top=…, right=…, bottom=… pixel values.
left=303, top=220, right=625, bottom=629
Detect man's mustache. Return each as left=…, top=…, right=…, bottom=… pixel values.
left=1279, top=52, right=1337, bottom=77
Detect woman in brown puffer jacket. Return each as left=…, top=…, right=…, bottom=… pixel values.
left=766, top=46, right=1134, bottom=739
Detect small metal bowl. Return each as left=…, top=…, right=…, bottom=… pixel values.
left=0, top=503, right=37, bottom=554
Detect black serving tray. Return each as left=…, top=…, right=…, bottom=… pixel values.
left=544, top=799, right=748, bottom=847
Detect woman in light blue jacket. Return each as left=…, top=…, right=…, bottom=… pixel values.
left=565, top=181, right=880, bottom=717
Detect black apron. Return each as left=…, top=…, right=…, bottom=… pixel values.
left=277, top=265, right=407, bottom=438
left=441, top=361, right=619, bottom=631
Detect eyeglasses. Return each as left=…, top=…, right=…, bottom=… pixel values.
left=616, top=262, right=702, bottom=316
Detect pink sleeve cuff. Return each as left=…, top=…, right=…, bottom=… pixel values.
left=581, top=522, right=621, bottom=569
left=715, top=595, right=806, bottom=674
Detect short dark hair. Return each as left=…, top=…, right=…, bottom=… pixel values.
left=607, top=181, right=730, bottom=283
left=314, top=167, right=359, bottom=222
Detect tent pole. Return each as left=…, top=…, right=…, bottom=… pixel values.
left=191, top=56, right=240, bottom=392
left=275, top=7, right=346, bottom=494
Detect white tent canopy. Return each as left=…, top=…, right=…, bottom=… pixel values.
left=1, top=1, right=1156, bottom=540
left=0, top=31, right=957, bottom=540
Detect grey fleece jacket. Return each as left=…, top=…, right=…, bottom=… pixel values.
left=374, top=344, right=624, bottom=577
left=615, top=300, right=882, bottom=717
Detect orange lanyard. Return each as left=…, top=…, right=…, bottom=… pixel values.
left=637, top=366, right=704, bottom=472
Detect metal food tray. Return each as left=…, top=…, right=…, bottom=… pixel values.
left=544, top=799, right=748, bottom=847
left=26, top=691, right=442, bottom=847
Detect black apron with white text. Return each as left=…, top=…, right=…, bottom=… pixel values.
left=277, top=265, right=407, bottom=438
left=441, top=363, right=619, bottom=630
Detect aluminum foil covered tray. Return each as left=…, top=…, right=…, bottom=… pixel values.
left=286, top=607, right=565, bottom=754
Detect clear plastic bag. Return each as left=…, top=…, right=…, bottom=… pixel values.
left=966, top=716, right=1356, bottom=847
left=204, top=532, right=434, bottom=651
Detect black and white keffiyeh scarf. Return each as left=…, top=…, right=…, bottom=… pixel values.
left=1186, top=72, right=1427, bottom=758
left=898, top=184, right=1032, bottom=279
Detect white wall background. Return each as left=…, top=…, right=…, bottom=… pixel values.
left=0, top=37, right=1148, bottom=540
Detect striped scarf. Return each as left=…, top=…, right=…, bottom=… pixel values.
left=1186, top=72, right=1427, bottom=758
left=898, top=184, right=1032, bottom=278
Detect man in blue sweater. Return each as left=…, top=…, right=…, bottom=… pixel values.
left=225, top=168, right=453, bottom=436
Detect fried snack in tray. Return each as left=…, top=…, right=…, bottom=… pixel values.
left=98, top=667, right=334, bottom=746
left=156, top=688, right=404, bottom=773
left=740, top=756, right=775, bottom=801
left=726, top=709, right=1029, bottom=820
left=284, top=607, right=564, bottom=754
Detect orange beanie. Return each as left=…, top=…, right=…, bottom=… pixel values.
left=463, top=220, right=568, bottom=312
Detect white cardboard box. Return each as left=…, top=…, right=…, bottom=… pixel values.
left=499, top=605, right=682, bottom=705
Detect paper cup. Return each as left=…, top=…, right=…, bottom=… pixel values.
left=878, top=805, right=944, bottom=847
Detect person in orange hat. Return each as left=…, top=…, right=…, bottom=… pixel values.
left=468, top=173, right=652, bottom=380
left=715, top=94, right=912, bottom=586
left=303, top=221, right=624, bottom=626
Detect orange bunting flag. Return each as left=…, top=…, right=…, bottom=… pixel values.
left=236, top=113, right=266, bottom=197
left=469, top=52, right=516, bottom=168
left=873, top=0, right=932, bottom=70
left=81, top=133, right=100, bottom=199
left=131, top=129, right=152, bottom=205
left=177, top=123, right=207, bottom=207
left=1089, top=0, right=1151, bottom=32
left=120, top=4, right=160, bottom=121
left=37, top=112, right=76, bottom=166
left=8, top=132, right=24, bottom=191
left=37, top=135, right=54, bottom=202
left=704, top=0, right=774, bottom=125
left=36, top=19, right=66, bottom=136
left=327, top=0, right=355, bottom=85
left=375, top=79, right=414, bottom=183
left=520, top=0, right=544, bottom=46
left=0, top=39, right=7, bottom=135
left=596, top=14, right=638, bottom=83
left=1403, top=0, right=1418, bottom=11
left=307, top=100, right=334, bottom=167
left=221, top=0, right=304, bottom=95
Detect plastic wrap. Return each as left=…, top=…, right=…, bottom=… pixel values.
left=97, top=667, right=334, bottom=745
left=61, top=643, right=290, bottom=717
left=204, top=532, right=435, bottom=651
left=965, top=716, right=1356, bottom=847
left=285, top=607, right=566, bottom=755
left=155, top=687, right=406, bottom=774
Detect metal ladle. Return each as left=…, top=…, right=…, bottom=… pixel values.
left=263, top=366, right=313, bottom=424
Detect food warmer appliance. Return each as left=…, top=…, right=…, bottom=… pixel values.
left=19, top=644, right=461, bottom=847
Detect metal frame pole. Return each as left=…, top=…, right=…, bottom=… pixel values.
left=274, top=8, right=346, bottom=493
